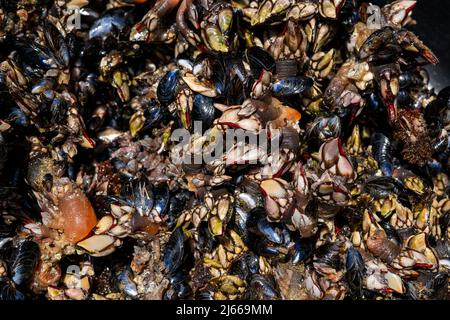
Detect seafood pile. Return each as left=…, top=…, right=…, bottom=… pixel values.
left=0, top=0, right=449, bottom=300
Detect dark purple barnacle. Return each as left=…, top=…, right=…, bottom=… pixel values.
left=0, top=278, right=25, bottom=301
left=272, top=76, right=313, bottom=96
left=10, top=239, right=40, bottom=287
left=157, top=70, right=180, bottom=106
left=163, top=228, right=185, bottom=275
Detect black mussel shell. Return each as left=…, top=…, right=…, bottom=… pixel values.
left=192, top=94, right=216, bottom=131
left=152, top=183, right=170, bottom=217
left=88, top=8, right=137, bottom=41
left=165, top=190, right=192, bottom=229
left=244, top=274, right=280, bottom=300
left=0, top=278, right=24, bottom=301
left=43, top=21, right=70, bottom=68
left=291, top=236, right=314, bottom=264
left=272, top=76, right=313, bottom=96
left=256, top=218, right=284, bottom=245
left=345, top=246, right=365, bottom=299
left=313, top=242, right=344, bottom=272
left=363, top=176, right=401, bottom=199
left=142, top=100, right=166, bottom=132
left=10, top=239, right=40, bottom=287
left=359, top=26, right=395, bottom=60
left=14, top=40, right=54, bottom=72
left=196, top=222, right=216, bottom=253
left=229, top=251, right=259, bottom=281
left=122, top=178, right=154, bottom=217
left=116, top=266, right=138, bottom=298
left=372, top=133, right=393, bottom=176
left=163, top=228, right=185, bottom=275
left=246, top=46, right=276, bottom=77
left=157, top=70, right=179, bottom=106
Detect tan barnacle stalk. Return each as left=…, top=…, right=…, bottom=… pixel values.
left=324, top=61, right=373, bottom=116
left=304, top=265, right=346, bottom=300
left=309, top=49, right=336, bottom=81
left=433, top=173, right=449, bottom=196
left=318, top=137, right=356, bottom=180
left=263, top=20, right=308, bottom=60
left=287, top=1, right=318, bottom=21
left=201, top=230, right=248, bottom=299
left=176, top=191, right=235, bottom=237
left=260, top=178, right=295, bottom=222
left=319, top=0, right=345, bottom=20
left=345, top=125, right=364, bottom=156
left=364, top=259, right=405, bottom=294
left=381, top=0, right=417, bottom=28
left=307, top=138, right=355, bottom=221
left=250, top=0, right=294, bottom=26
left=130, top=0, right=182, bottom=43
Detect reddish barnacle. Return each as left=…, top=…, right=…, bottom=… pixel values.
left=59, top=190, right=98, bottom=244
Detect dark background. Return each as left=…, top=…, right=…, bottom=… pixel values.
left=372, top=0, right=450, bottom=91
